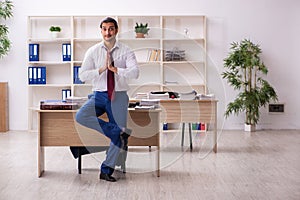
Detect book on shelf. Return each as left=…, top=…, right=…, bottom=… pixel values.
left=163, top=123, right=168, bottom=130
left=147, top=49, right=161, bottom=61
left=200, top=123, right=206, bottom=131
left=29, top=44, right=39, bottom=61
left=62, top=43, right=71, bottom=61
left=192, top=123, right=198, bottom=130
left=155, top=49, right=161, bottom=61
left=28, top=66, right=46, bottom=84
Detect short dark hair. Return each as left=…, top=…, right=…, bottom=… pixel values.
left=100, top=17, right=118, bottom=29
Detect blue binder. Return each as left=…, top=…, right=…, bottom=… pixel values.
left=37, top=67, right=42, bottom=84
left=41, top=67, right=46, bottom=84
left=73, top=66, right=84, bottom=84
left=28, top=66, right=46, bottom=84
left=29, top=44, right=39, bottom=61
left=28, top=67, right=33, bottom=84
left=62, top=89, right=71, bottom=101
left=32, top=67, right=37, bottom=84
left=62, top=43, right=71, bottom=61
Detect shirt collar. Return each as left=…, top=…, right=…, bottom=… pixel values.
left=100, top=40, right=120, bottom=52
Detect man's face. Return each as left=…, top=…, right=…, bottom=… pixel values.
left=101, top=22, right=118, bottom=42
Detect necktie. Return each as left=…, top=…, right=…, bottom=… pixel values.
left=107, top=52, right=115, bottom=100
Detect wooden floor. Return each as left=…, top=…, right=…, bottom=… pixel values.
left=0, top=129, right=299, bottom=200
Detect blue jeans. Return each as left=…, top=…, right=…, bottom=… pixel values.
left=75, top=91, right=128, bottom=175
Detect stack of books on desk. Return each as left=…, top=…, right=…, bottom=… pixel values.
left=40, top=100, right=79, bottom=110
left=135, top=99, right=160, bottom=110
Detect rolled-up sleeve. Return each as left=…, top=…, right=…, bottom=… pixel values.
left=79, top=47, right=99, bottom=82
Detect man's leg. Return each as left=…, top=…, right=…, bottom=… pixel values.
left=100, top=92, right=129, bottom=175
left=76, top=92, right=122, bottom=146
left=111, top=92, right=129, bottom=172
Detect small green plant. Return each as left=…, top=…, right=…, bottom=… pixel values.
left=0, top=0, right=13, bottom=59
left=134, top=23, right=149, bottom=34
left=49, top=26, right=61, bottom=32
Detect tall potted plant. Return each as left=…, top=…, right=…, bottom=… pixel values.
left=0, top=0, right=13, bottom=59
left=222, top=39, right=278, bottom=131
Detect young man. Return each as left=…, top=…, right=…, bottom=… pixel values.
left=75, top=17, right=139, bottom=182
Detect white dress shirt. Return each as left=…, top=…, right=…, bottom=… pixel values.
left=79, top=41, right=139, bottom=92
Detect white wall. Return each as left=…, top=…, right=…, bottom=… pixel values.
left=0, top=0, right=299, bottom=130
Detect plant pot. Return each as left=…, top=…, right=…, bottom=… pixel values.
left=135, top=33, right=145, bottom=38
left=50, top=31, right=59, bottom=39
left=244, top=124, right=256, bottom=132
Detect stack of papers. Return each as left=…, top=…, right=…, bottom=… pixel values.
left=179, top=90, right=197, bottom=100
left=135, top=93, right=148, bottom=99
left=196, top=94, right=215, bottom=100
left=66, top=96, right=88, bottom=107
left=141, top=99, right=159, bottom=105
left=149, top=92, right=169, bottom=100
left=135, top=99, right=160, bottom=110
left=135, top=105, right=157, bottom=110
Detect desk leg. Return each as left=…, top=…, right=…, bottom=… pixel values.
left=181, top=123, right=185, bottom=146
left=37, top=112, right=45, bottom=177
left=213, top=129, right=217, bottom=153
left=157, top=145, right=160, bottom=177
left=188, top=123, right=193, bottom=150
left=38, top=146, right=45, bottom=177
left=78, top=150, right=82, bottom=174
left=213, top=103, right=218, bottom=153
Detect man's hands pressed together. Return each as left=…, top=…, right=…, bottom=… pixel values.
left=98, top=51, right=117, bottom=74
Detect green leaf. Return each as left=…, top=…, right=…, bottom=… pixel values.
left=0, top=0, right=13, bottom=59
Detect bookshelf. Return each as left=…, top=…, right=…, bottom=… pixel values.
left=27, top=15, right=207, bottom=131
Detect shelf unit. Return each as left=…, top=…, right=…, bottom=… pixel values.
left=27, top=15, right=207, bottom=131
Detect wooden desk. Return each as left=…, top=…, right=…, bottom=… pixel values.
left=159, top=100, right=218, bottom=153
left=37, top=108, right=161, bottom=177
left=37, top=99, right=218, bottom=177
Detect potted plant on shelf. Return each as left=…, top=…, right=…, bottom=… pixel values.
left=222, top=39, right=278, bottom=132
left=49, top=26, right=61, bottom=39
left=0, top=0, right=13, bottom=59
left=134, top=23, right=150, bottom=38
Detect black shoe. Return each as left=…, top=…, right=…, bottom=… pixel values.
left=120, top=128, right=131, bottom=150
left=99, top=173, right=117, bottom=182
left=121, top=128, right=132, bottom=139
